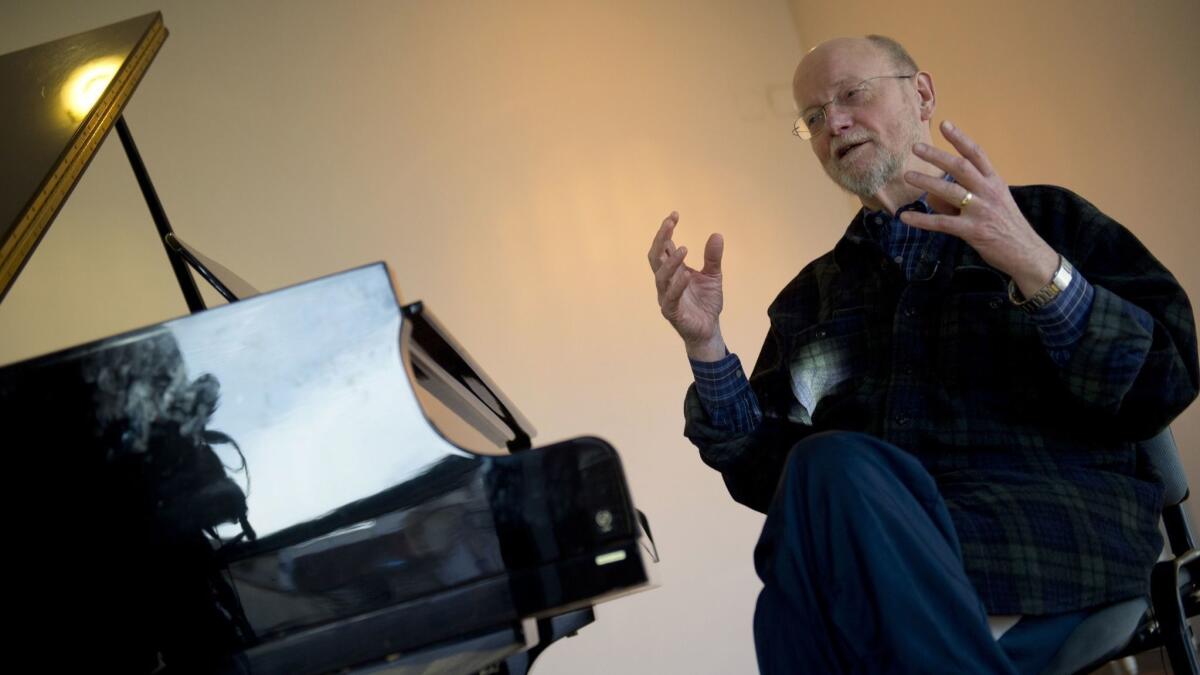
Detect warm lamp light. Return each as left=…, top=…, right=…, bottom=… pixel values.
left=62, top=58, right=121, bottom=121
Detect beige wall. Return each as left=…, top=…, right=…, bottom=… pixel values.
left=785, top=0, right=1200, bottom=527
left=2, top=1, right=1197, bottom=672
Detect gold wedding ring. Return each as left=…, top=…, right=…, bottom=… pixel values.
left=959, top=191, right=974, bottom=209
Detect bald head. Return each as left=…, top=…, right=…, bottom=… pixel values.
left=793, top=36, right=917, bottom=109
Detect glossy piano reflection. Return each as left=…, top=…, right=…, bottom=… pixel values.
left=1, top=263, right=655, bottom=674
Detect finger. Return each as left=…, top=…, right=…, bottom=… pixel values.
left=939, top=120, right=996, bottom=178
left=655, top=245, right=688, bottom=293
left=647, top=211, right=680, bottom=271
left=662, top=263, right=690, bottom=308
left=701, top=233, right=724, bottom=275
left=648, top=211, right=678, bottom=268
left=663, top=213, right=681, bottom=260
left=904, top=170, right=971, bottom=209
left=912, top=142, right=985, bottom=193
left=924, top=191, right=961, bottom=218
left=898, top=210, right=968, bottom=238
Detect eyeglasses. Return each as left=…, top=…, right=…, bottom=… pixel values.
left=793, top=74, right=916, bottom=140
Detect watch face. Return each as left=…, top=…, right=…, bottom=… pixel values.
left=1052, top=259, right=1073, bottom=291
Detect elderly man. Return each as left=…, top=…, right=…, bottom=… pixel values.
left=648, top=35, right=1198, bottom=673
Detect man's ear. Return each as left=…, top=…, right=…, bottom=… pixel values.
left=915, top=71, right=936, bottom=122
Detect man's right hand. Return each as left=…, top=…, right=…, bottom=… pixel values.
left=647, top=211, right=727, bottom=362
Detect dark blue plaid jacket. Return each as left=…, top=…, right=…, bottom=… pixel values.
left=684, top=185, right=1199, bottom=615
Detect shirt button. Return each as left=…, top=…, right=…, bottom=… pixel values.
left=894, top=415, right=910, bottom=426
left=874, top=216, right=884, bottom=225
left=815, top=330, right=827, bottom=339
left=903, top=306, right=918, bottom=318
left=988, top=298, right=1003, bottom=310
left=903, top=366, right=915, bottom=376
left=894, top=255, right=903, bottom=264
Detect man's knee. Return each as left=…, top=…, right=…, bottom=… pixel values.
left=780, top=431, right=882, bottom=491
left=776, top=431, right=938, bottom=515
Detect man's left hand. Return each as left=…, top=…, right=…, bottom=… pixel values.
left=899, top=120, right=1059, bottom=298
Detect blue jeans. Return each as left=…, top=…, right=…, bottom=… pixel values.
left=752, top=431, right=1086, bottom=674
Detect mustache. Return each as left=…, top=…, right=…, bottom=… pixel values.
left=829, top=133, right=877, bottom=158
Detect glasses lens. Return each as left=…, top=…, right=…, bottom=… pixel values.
left=794, top=117, right=815, bottom=140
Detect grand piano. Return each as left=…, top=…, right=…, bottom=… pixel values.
left=0, top=13, right=657, bottom=674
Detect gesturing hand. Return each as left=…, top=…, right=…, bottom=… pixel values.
left=647, top=211, right=727, bottom=361
left=899, top=120, right=1060, bottom=297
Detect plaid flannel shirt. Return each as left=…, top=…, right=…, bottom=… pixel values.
left=683, top=185, right=1199, bottom=614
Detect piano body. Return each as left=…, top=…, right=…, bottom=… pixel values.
left=0, top=13, right=656, bottom=674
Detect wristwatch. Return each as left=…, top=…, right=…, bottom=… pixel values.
left=1008, top=255, right=1073, bottom=314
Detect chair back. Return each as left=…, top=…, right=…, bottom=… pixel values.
left=1139, top=428, right=1189, bottom=506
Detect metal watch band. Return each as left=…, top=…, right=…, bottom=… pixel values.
left=1008, top=255, right=1073, bottom=314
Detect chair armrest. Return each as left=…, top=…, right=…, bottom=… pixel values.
left=1150, top=549, right=1199, bottom=675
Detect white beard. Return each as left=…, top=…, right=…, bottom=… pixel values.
left=823, top=144, right=899, bottom=197
left=822, top=122, right=922, bottom=199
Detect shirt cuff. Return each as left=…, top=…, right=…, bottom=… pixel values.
left=688, top=352, right=762, bottom=434
left=689, top=351, right=744, bottom=400
left=1029, top=271, right=1096, bottom=365
left=1030, top=272, right=1093, bottom=347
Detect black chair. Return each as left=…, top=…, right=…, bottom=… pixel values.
left=1042, top=428, right=1199, bottom=674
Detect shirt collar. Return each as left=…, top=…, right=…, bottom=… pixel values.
left=837, top=173, right=957, bottom=263
left=861, top=172, right=955, bottom=237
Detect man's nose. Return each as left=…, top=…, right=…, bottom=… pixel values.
left=825, top=105, right=854, bottom=135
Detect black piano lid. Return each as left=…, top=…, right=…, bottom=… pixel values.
left=2, top=263, right=461, bottom=537
left=404, top=300, right=537, bottom=452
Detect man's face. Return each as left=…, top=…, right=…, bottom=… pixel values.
left=793, top=39, right=926, bottom=198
